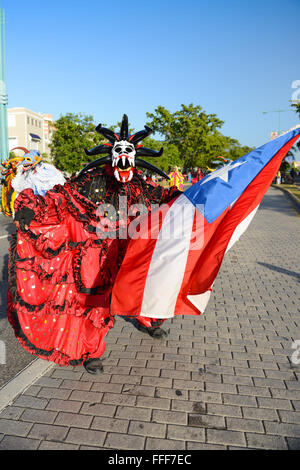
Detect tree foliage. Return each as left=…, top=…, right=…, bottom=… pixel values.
left=49, top=105, right=254, bottom=174
left=291, top=103, right=300, bottom=154
left=146, top=104, right=225, bottom=169
left=146, top=104, right=253, bottom=170
left=49, top=113, right=104, bottom=174
left=291, top=102, right=300, bottom=119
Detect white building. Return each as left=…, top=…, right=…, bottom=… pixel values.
left=7, top=107, right=54, bottom=156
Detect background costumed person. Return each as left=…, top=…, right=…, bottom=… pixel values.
left=191, top=167, right=204, bottom=184
left=7, top=115, right=181, bottom=374
left=168, top=166, right=184, bottom=190
left=12, top=150, right=66, bottom=199
left=1, top=147, right=29, bottom=216
left=1, top=148, right=66, bottom=217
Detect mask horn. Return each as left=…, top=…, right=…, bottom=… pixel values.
left=136, top=147, right=163, bottom=158
left=95, top=124, right=118, bottom=143
left=135, top=158, right=169, bottom=180
left=129, top=126, right=153, bottom=145
left=78, top=155, right=112, bottom=175
left=120, top=114, right=129, bottom=140
left=84, top=144, right=112, bottom=156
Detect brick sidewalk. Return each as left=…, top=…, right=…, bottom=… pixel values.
left=0, top=186, right=299, bottom=450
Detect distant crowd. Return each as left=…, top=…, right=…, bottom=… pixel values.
left=275, top=167, right=299, bottom=185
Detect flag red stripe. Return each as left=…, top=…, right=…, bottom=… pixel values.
left=111, top=198, right=178, bottom=316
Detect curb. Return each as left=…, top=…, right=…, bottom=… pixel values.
left=0, top=359, right=55, bottom=413
left=271, top=184, right=300, bottom=213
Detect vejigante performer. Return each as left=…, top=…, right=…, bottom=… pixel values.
left=11, top=150, right=66, bottom=198
left=1, top=148, right=28, bottom=217
left=168, top=166, right=184, bottom=191
left=1, top=148, right=66, bottom=217
left=7, top=115, right=181, bottom=374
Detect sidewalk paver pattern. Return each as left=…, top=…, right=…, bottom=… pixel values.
left=0, top=187, right=299, bottom=450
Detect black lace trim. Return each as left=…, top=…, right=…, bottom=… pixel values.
left=7, top=235, right=90, bottom=365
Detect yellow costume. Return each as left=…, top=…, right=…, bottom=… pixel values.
left=1, top=156, right=25, bottom=216
left=168, top=167, right=184, bottom=191
left=1, top=148, right=30, bottom=216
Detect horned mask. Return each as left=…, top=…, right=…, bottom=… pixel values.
left=81, top=114, right=168, bottom=182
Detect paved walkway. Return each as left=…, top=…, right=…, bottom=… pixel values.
left=0, top=187, right=299, bottom=450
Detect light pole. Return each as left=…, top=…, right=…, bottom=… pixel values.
left=0, top=5, right=8, bottom=161
left=262, top=109, right=289, bottom=135
left=0, top=4, right=8, bottom=205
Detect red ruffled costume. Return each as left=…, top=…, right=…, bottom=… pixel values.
left=8, top=164, right=180, bottom=366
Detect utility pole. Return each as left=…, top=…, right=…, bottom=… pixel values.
left=0, top=5, right=8, bottom=163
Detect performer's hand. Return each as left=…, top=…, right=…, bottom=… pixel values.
left=14, top=207, right=35, bottom=231
left=14, top=220, right=29, bottom=231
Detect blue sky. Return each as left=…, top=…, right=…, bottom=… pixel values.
left=2, top=0, right=300, bottom=149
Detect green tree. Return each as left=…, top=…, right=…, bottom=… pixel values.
left=141, top=137, right=181, bottom=172
left=291, top=102, right=300, bottom=119
left=220, top=136, right=254, bottom=161
left=146, top=104, right=226, bottom=169
left=290, top=102, right=300, bottom=154
left=50, top=113, right=104, bottom=174
left=146, top=104, right=254, bottom=170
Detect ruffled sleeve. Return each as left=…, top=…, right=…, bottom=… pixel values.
left=14, top=188, right=67, bottom=226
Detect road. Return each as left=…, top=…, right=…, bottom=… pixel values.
left=0, top=213, right=34, bottom=388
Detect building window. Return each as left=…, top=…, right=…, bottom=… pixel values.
left=27, top=117, right=30, bottom=124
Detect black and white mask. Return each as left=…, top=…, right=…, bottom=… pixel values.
left=112, top=140, right=136, bottom=183
left=82, top=114, right=168, bottom=183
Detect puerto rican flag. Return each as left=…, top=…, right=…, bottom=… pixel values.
left=111, top=128, right=300, bottom=319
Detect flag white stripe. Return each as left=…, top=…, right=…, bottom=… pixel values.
left=140, top=194, right=195, bottom=319
left=225, top=205, right=259, bottom=253
left=187, top=206, right=259, bottom=315
left=187, top=290, right=212, bottom=314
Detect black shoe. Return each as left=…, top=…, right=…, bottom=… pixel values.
left=137, top=324, right=169, bottom=339
left=83, top=358, right=104, bottom=375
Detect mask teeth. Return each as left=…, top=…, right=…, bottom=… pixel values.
left=128, top=169, right=133, bottom=182
left=122, top=176, right=126, bottom=183
left=114, top=169, right=120, bottom=181
left=122, top=155, right=126, bottom=167
left=112, top=156, right=119, bottom=167
left=128, top=156, right=135, bottom=167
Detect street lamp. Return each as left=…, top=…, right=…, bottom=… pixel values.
left=262, top=109, right=289, bottom=135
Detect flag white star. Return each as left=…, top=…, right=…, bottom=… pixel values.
left=201, top=161, right=247, bottom=184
